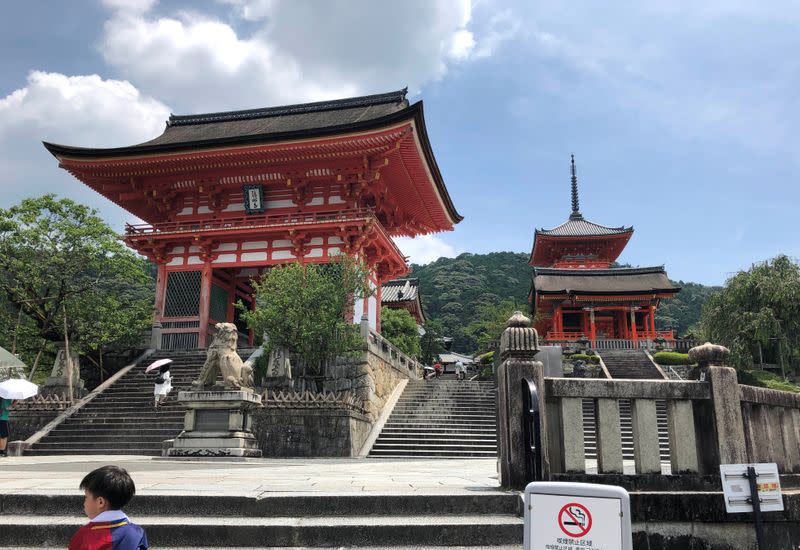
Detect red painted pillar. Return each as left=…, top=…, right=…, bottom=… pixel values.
left=198, top=262, right=213, bottom=348
left=154, top=263, right=168, bottom=320
left=375, top=285, right=382, bottom=334
left=650, top=305, right=657, bottom=335
left=589, top=308, right=596, bottom=348
left=629, top=307, right=638, bottom=346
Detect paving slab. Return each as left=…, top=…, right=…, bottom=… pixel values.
left=0, top=455, right=503, bottom=497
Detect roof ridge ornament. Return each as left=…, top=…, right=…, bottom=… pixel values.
left=569, top=153, right=582, bottom=220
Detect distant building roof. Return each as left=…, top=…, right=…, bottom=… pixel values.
left=381, top=278, right=419, bottom=303
left=381, top=278, right=425, bottom=324
left=533, top=266, right=680, bottom=295
left=438, top=352, right=475, bottom=364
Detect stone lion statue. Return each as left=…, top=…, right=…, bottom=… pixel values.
left=194, top=323, right=254, bottom=389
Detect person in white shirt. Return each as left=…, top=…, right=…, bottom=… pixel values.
left=153, top=365, right=172, bottom=410
left=455, top=360, right=467, bottom=381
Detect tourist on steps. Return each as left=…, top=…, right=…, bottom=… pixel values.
left=0, top=397, right=12, bottom=457
left=455, top=360, right=466, bottom=381
left=153, top=364, right=172, bottom=410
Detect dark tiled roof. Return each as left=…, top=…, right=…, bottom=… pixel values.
left=140, top=89, right=409, bottom=147
left=533, top=266, right=679, bottom=294
left=536, top=215, right=633, bottom=237
left=381, top=278, right=420, bottom=303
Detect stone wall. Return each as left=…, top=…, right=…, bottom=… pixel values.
left=7, top=410, right=60, bottom=441
left=252, top=407, right=371, bottom=457
left=323, top=324, right=420, bottom=421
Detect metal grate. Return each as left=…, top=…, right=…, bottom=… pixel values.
left=210, top=284, right=229, bottom=322
left=162, top=321, right=200, bottom=329
left=164, top=271, right=201, bottom=317
left=161, top=332, right=199, bottom=349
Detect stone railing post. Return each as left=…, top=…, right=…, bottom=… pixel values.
left=689, top=343, right=747, bottom=470
left=497, top=311, right=548, bottom=489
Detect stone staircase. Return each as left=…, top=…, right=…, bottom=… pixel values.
left=599, top=349, right=666, bottom=379
left=0, top=492, right=523, bottom=548
left=368, top=379, right=497, bottom=458
left=26, top=349, right=252, bottom=456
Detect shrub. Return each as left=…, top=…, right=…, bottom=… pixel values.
left=569, top=353, right=600, bottom=364
left=738, top=369, right=800, bottom=393
left=478, top=351, right=494, bottom=365
left=653, top=351, right=693, bottom=365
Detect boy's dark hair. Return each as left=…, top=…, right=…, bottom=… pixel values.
left=80, top=465, right=136, bottom=509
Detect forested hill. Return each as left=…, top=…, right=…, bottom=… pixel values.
left=410, top=252, right=718, bottom=353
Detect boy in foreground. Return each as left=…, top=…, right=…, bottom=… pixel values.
left=69, top=465, right=149, bottom=550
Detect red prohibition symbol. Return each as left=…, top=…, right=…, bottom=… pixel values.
left=558, top=503, right=592, bottom=538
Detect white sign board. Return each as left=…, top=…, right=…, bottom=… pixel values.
left=720, top=463, right=783, bottom=514
left=524, top=482, right=632, bottom=550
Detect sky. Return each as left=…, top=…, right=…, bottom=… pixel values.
left=1, top=0, right=798, bottom=286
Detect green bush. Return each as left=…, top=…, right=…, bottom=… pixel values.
left=478, top=351, right=494, bottom=365
left=570, top=353, right=600, bottom=364
left=653, top=351, right=693, bottom=365
left=738, top=369, right=800, bottom=393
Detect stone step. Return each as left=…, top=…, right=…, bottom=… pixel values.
left=0, top=514, right=520, bottom=547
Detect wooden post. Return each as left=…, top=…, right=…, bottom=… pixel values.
left=198, top=263, right=213, bottom=347
left=589, top=308, right=596, bottom=348
left=154, top=263, right=168, bottom=319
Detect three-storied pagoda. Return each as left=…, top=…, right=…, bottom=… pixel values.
left=530, top=156, right=679, bottom=346
left=44, top=89, right=461, bottom=349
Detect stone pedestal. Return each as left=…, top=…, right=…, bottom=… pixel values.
left=167, top=389, right=263, bottom=458
left=41, top=346, right=85, bottom=399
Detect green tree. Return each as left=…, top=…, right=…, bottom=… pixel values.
left=380, top=307, right=420, bottom=358
left=241, top=256, right=372, bottom=390
left=463, top=299, right=519, bottom=353
left=0, top=195, right=154, bottom=383
left=700, top=255, right=800, bottom=372
left=419, top=318, right=445, bottom=365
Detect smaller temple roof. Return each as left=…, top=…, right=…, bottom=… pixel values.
left=381, top=277, right=420, bottom=303
left=381, top=277, right=425, bottom=324
left=536, top=217, right=632, bottom=238
left=533, top=266, right=680, bottom=295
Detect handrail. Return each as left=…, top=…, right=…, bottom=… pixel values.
left=545, top=331, right=675, bottom=341
left=521, top=378, right=543, bottom=483
left=125, top=208, right=376, bottom=236
left=545, top=378, right=710, bottom=400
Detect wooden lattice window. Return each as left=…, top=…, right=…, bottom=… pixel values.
left=210, top=284, right=229, bottom=322
left=164, top=271, right=201, bottom=317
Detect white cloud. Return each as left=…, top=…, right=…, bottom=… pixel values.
left=0, top=71, right=170, bottom=227
left=98, top=0, right=512, bottom=112
left=394, top=234, right=461, bottom=265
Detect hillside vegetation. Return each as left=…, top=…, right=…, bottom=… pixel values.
left=411, top=252, right=716, bottom=354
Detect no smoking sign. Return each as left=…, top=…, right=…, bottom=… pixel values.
left=558, top=503, right=592, bottom=538
left=524, top=482, right=632, bottom=550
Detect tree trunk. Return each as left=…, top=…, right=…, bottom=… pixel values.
left=27, top=347, right=45, bottom=381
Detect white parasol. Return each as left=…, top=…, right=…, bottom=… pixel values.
left=145, top=358, right=173, bottom=374
left=0, top=378, right=39, bottom=400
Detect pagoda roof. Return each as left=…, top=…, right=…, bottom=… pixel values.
left=535, top=215, right=633, bottom=238
left=532, top=266, right=680, bottom=295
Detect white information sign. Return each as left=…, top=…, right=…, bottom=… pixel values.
left=720, top=463, right=783, bottom=514
left=524, top=482, right=632, bottom=550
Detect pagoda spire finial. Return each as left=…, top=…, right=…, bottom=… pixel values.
left=569, top=153, right=582, bottom=220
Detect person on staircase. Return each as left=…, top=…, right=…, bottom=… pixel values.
left=0, top=397, right=12, bottom=457
left=153, top=364, right=172, bottom=410
left=455, top=360, right=466, bottom=381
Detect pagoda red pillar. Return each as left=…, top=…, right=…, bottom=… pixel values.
left=588, top=307, right=596, bottom=348
left=154, top=263, right=167, bottom=320
left=649, top=304, right=656, bottom=335
left=198, top=262, right=213, bottom=348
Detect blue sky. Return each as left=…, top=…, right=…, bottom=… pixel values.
left=1, top=1, right=798, bottom=286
